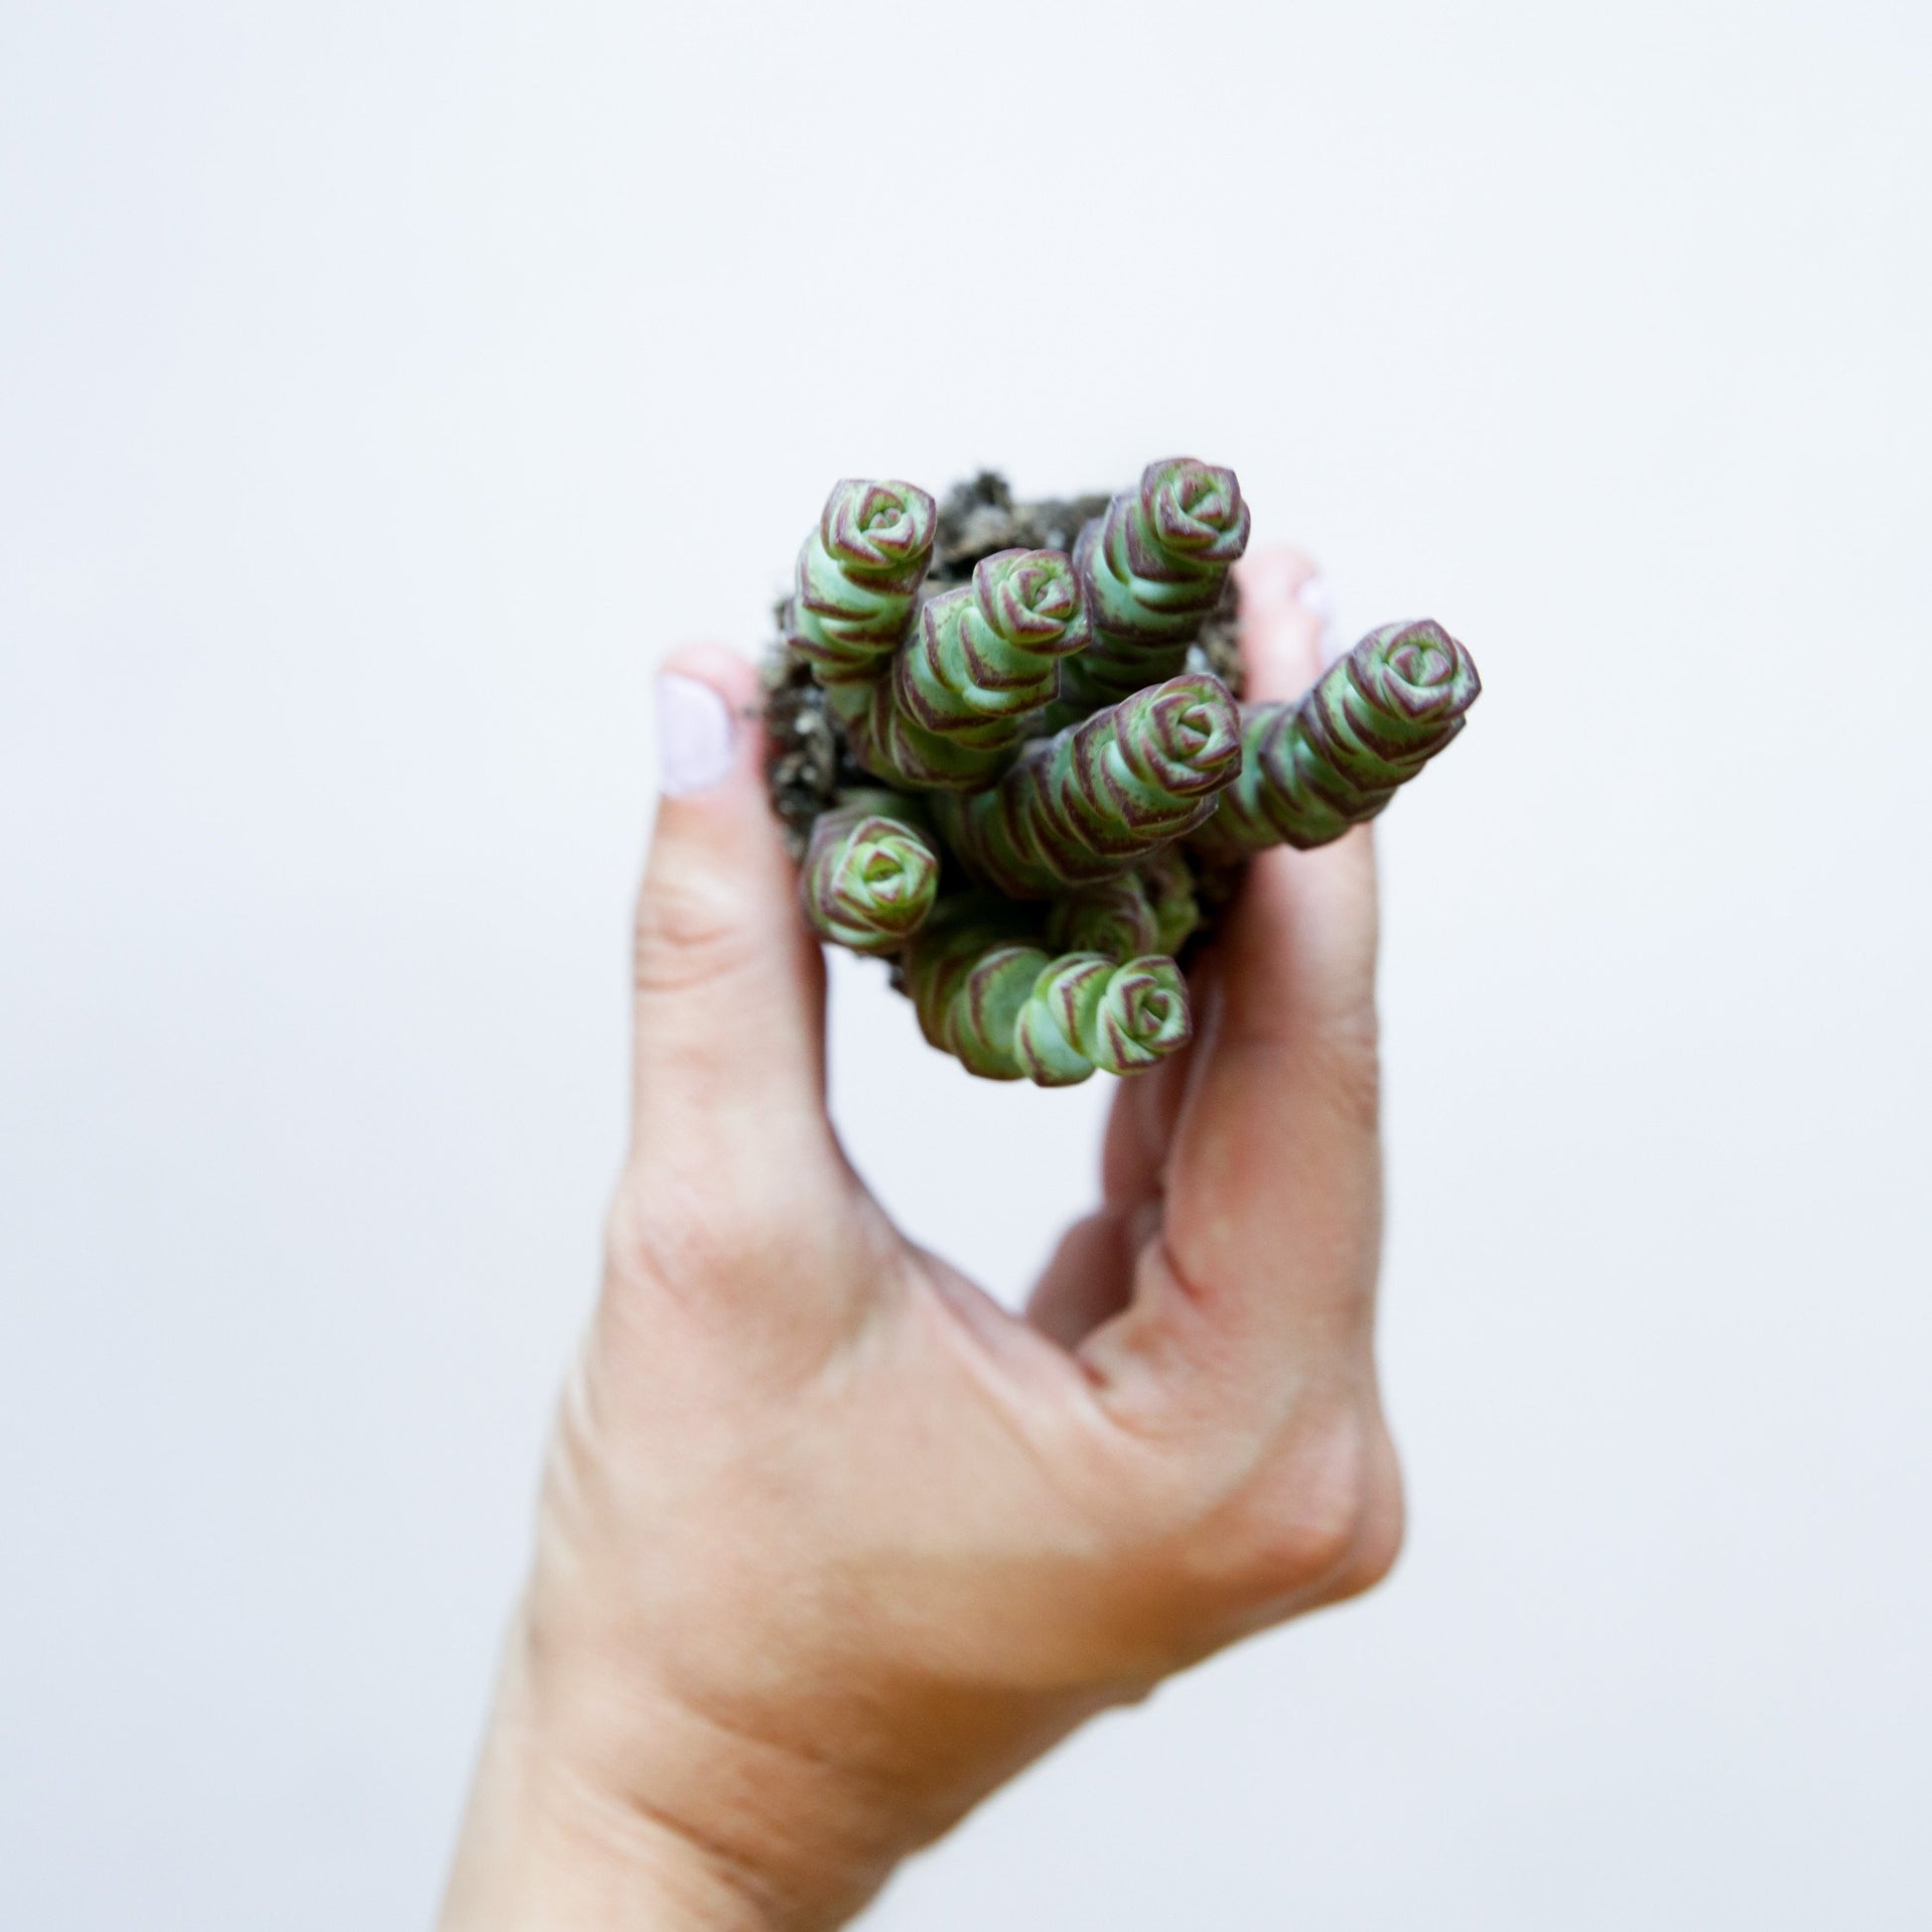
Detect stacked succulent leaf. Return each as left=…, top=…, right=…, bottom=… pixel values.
left=780, top=461, right=1480, bottom=1085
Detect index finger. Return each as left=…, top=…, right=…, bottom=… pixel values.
left=1080, top=551, right=1386, bottom=1413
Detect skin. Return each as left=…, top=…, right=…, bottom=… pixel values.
left=440, top=551, right=1404, bottom=1931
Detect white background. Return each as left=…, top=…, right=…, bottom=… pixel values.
left=4, top=2, right=1929, bottom=1925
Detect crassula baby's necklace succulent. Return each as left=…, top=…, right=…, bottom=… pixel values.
left=787, top=481, right=938, bottom=687
left=800, top=792, right=941, bottom=956
left=1051, top=458, right=1252, bottom=723
left=836, top=548, right=1090, bottom=789
left=904, top=898, right=1192, bottom=1087
left=768, top=461, right=1482, bottom=1086
left=931, top=670, right=1242, bottom=897
left=1044, top=851, right=1201, bottom=963
left=1188, top=619, right=1481, bottom=860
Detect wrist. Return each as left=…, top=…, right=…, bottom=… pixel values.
left=441, top=1658, right=777, bottom=1932
left=440, top=1602, right=899, bottom=1932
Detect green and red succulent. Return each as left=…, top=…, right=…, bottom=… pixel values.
left=773, top=461, right=1481, bottom=1085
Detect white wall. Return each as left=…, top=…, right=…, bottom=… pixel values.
left=3, top=2, right=1928, bottom=1926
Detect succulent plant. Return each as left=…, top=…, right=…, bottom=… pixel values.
left=930, top=670, right=1242, bottom=897
left=786, top=481, right=938, bottom=687
left=800, top=792, right=941, bottom=955
left=1188, top=620, right=1482, bottom=859
left=1050, top=458, right=1251, bottom=722
left=903, top=899, right=1192, bottom=1086
left=1139, top=847, right=1203, bottom=957
left=832, top=548, right=1090, bottom=790
left=1043, top=870, right=1165, bottom=961
left=770, top=462, right=1481, bottom=1085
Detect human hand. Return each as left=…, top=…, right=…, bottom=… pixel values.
left=440, top=551, right=1405, bottom=1932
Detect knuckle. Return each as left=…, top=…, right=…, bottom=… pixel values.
left=1073, top=1403, right=1405, bottom=1677
left=631, top=872, right=759, bottom=1003
left=1308, top=1014, right=1382, bottom=1135
left=1217, top=1408, right=1404, bottom=1604
left=605, top=1167, right=770, bottom=1302
left=1331, top=1481, right=1406, bottom=1599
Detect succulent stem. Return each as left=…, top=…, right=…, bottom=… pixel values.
left=834, top=548, right=1089, bottom=790
left=904, top=899, right=1192, bottom=1085
left=1050, top=458, right=1251, bottom=722
left=1041, top=857, right=1198, bottom=961
left=786, top=481, right=937, bottom=686
left=1189, top=620, right=1481, bottom=858
left=1043, top=872, right=1162, bottom=961
left=933, top=671, right=1242, bottom=897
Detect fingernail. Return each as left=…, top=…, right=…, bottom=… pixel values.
left=655, top=672, right=736, bottom=796
left=1297, top=575, right=1343, bottom=667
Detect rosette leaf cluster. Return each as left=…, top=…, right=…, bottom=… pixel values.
left=932, top=671, right=1241, bottom=897
left=1044, top=873, right=1161, bottom=960
left=786, top=480, right=937, bottom=686
left=1016, top=953, right=1191, bottom=1085
left=1190, top=620, right=1482, bottom=859
left=800, top=793, right=940, bottom=955
left=1139, top=848, right=1202, bottom=956
left=1041, top=850, right=1200, bottom=960
left=1052, top=459, right=1252, bottom=720
left=904, top=900, right=1192, bottom=1086
left=835, top=548, right=1090, bottom=789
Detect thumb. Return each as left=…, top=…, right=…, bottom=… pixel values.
left=627, top=646, right=833, bottom=1190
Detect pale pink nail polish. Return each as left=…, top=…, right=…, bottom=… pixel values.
left=655, top=672, right=736, bottom=796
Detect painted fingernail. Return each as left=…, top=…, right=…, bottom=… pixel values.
left=655, top=672, right=736, bottom=796
left=1298, top=575, right=1343, bottom=667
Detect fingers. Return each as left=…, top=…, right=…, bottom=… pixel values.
left=1097, top=1009, right=1198, bottom=1210
left=625, top=646, right=837, bottom=1198
left=1222, top=550, right=1379, bottom=1035
left=1080, top=551, right=1385, bottom=1409
left=1025, top=1205, right=1143, bottom=1350
left=1200, top=546, right=1380, bottom=1082
left=1233, top=548, right=1333, bottom=693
